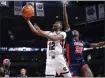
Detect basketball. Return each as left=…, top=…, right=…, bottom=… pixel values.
left=22, top=5, right=34, bottom=18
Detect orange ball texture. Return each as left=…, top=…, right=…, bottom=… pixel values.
left=22, top=5, right=34, bottom=18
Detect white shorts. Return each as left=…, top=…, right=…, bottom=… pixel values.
left=45, top=54, right=71, bottom=77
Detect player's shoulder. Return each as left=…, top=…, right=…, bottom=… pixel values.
left=60, top=31, right=66, bottom=39
left=60, top=31, right=66, bottom=35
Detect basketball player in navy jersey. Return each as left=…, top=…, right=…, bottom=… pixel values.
left=63, top=2, right=105, bottom=77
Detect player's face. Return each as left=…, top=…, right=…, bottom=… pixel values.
left=72, top=30, right=79, bottom=38
left=53, top=22, right=62, bottom=31
left=21, top=69, right=26, bottom=75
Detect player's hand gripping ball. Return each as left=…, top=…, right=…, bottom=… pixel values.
left=22, top=5, right=34, bottom=18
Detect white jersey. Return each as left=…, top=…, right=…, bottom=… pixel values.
left=45, top=31, right=66, bottom=57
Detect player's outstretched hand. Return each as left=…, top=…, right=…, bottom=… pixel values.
left=63, top=1, right=69, bottom=6
left=34, top=23, right=41, bottom=31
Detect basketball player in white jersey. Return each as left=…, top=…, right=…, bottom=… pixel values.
left=24, top=18, right=71, bottom=77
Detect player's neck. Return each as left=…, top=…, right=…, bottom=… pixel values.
left=55, top=29, right=61, bottom=32
left=55, top=31, right=61, bottom=34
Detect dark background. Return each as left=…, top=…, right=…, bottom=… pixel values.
left=0, top=1, right=105, bottom=77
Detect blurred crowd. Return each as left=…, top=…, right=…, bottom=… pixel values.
left=0, top=59, right=27, bottom=77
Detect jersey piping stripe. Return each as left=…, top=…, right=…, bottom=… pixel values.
left=45, top=75, right=55, bottom=76
left=60, top=71, right=69, bottom=74
left=66, top=44, right=70, bottom=65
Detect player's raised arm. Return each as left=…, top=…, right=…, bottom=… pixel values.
left=63, top=2, right=73, bottom=42
left=90, top=41, right=105, bottom=48
left=63, top=2, right=70, bottom=30
left=34, top=24, right=66, bottom=41
left=25, top=19, right=40, bottom=35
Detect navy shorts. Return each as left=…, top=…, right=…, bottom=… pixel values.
left=69, top=62, right=87, bottom=76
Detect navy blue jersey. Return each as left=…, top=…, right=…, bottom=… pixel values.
left=66, top=29, right=91, bottom=64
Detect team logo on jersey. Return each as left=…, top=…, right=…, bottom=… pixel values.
left=63, top=67, right=67, bottom=71
left=74, top=42, right=83, bottom=53
left=74, top=42, right=83, bottom=46
left=51, top=55, right=55, bottom=59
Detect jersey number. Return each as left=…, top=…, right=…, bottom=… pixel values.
left=49, top=42, right=55, bottom=50
left=75, top=46, right=83, bottom=53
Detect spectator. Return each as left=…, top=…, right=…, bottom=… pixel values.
left=0, top=58, right=11, bottom=77
left=17, top=68, right=27, bottom=77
